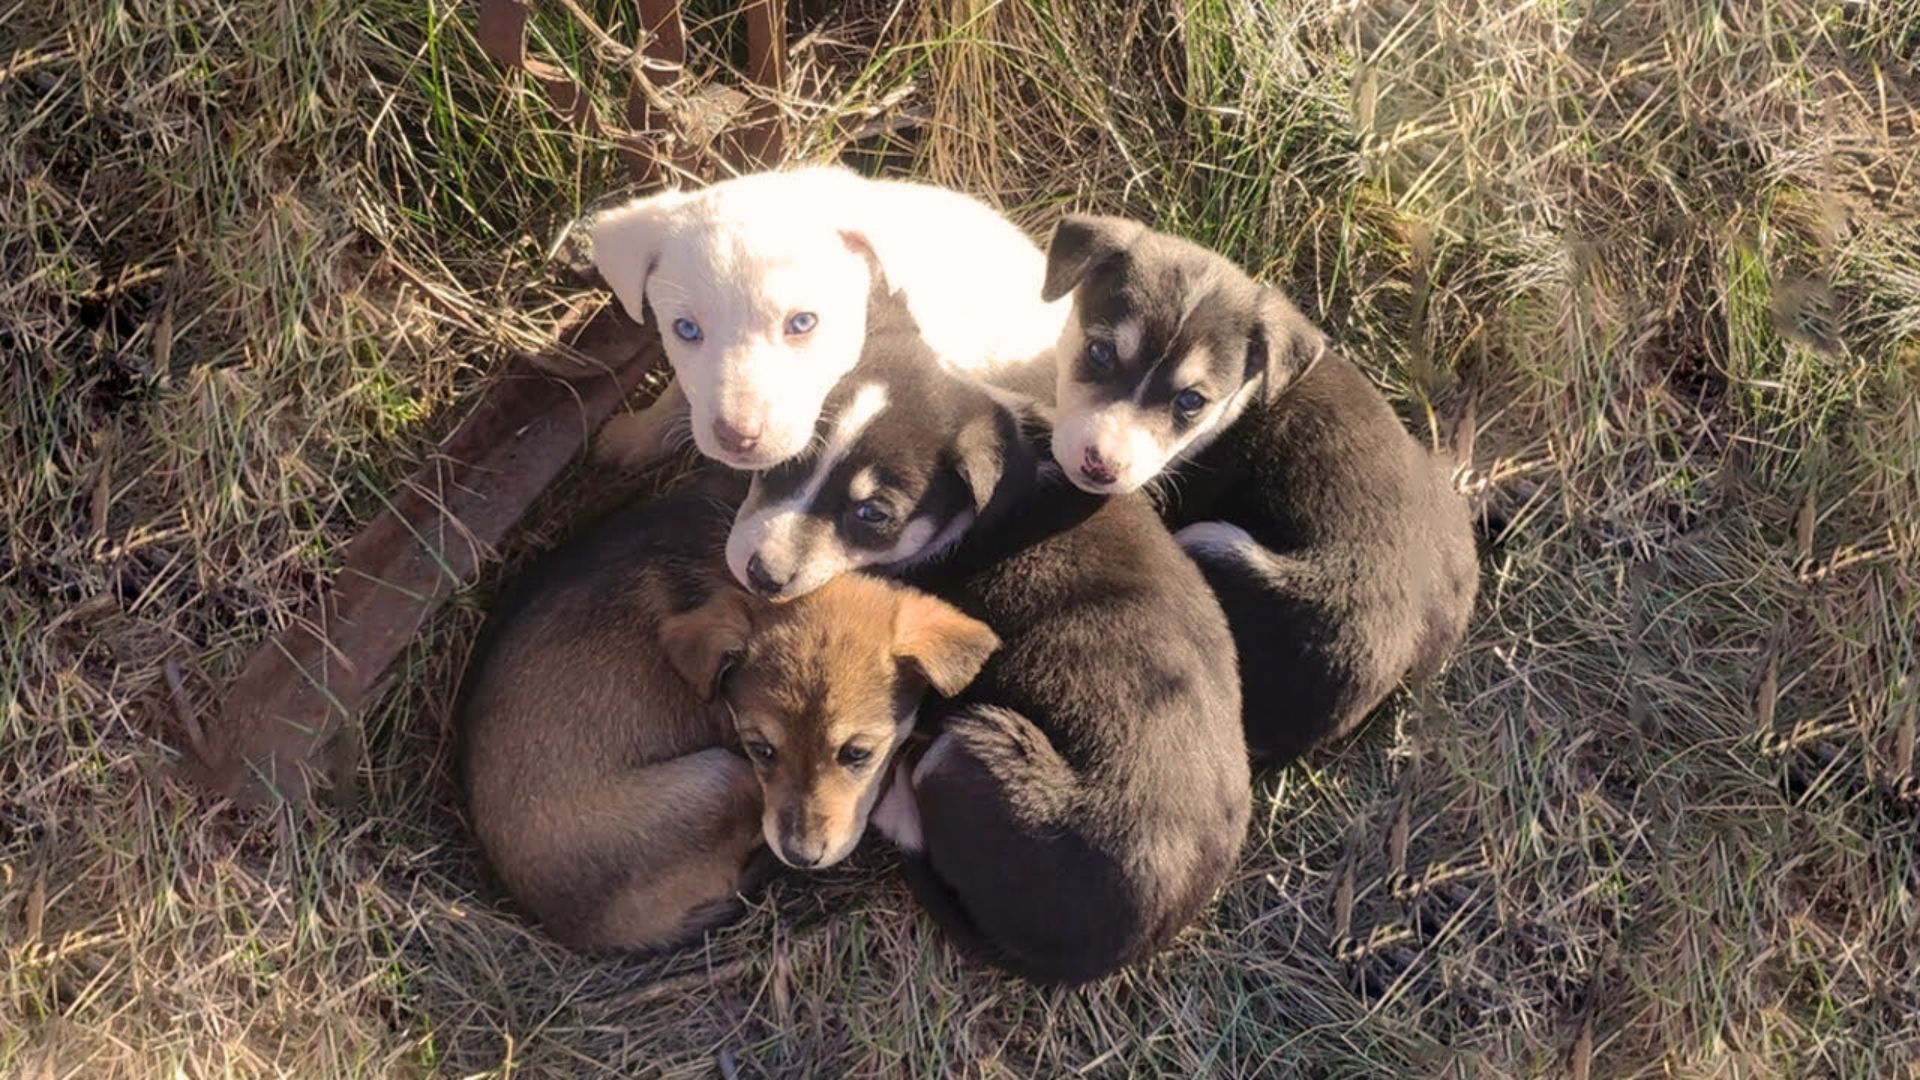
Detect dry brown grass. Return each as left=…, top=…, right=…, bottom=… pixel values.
left=4, top=0, right=1919, bottom=1075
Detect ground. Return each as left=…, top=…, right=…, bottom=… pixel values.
left=4, top=0, right=1919, bottom=1076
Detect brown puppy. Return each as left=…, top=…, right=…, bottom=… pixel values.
left=459, top=482, right=998, bottom=952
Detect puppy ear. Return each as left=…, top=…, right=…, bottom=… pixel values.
left=589, top=190, right=692, bottom=325
left=952, top=411, right=1013, bottom=513
left=1249, top=287, right=1328, bottom=398
left=892, top=589, right=1001, bottom=698
left=1042, top=214, right=1142, bottom=302
left=657, top=588, right=755, bottom=701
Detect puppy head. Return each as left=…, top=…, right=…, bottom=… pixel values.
left=660, top=576, right=999, bottom=869
left=590, top=171, right=879, bottom=471
left=1040, top=214, right=1328, bottom=494
left=725, top=340, right=1026, bottom=602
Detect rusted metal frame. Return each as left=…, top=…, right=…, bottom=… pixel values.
left=194, top=307, right=658, bottom=807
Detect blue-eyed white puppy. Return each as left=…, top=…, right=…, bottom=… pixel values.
left=1040, top=215, right=1479, bottom=764
left=589, top=166, right=1066, bottom=473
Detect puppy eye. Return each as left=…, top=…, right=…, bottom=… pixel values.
left=672, top=317, right=703, bottom=343
left=851, top=500, right=891, bottom=526
left=744, top=739, right=775, bottom=764
left=1086, top=339, right=1116, bottom=374
left=837, top=744, right=872, bottom=768
left=1174, top=388, right=1208, bottom=416
left=785, top=311, right=818, bottom=336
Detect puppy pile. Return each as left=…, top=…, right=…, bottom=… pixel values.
left=457, top=166, right=1478, bottom=985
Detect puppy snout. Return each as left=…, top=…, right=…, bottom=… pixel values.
left=744, top=554, right=790, bottom=597
left=779, top=840, right=826, bottom=869
left=776, top=806, right=830, bottom=868
left=1080, top=445, right=1120, bottom=486
left=712, top=416, right=763, bottom=455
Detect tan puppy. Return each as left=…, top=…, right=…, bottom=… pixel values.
left=459, top=484, right=998, bottom=952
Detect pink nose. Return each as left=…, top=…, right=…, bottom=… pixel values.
left=1080, top=445, right=1120, bottom=485
left=712, top=417, right=763, bottom=455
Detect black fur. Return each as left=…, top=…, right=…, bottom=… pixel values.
left=899, top=470, right=1252, bottom=984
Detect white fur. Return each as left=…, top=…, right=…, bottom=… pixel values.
left=591, top=166, right=1070, bottom=470
left=1175, top=521, right=1317, bottom=591
left=868, top=753, right=924, bottom=854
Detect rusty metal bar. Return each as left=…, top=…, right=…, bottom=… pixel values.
left=739, top=0, right=787, bottom=166
left=193, top=307, right=659, bottom=807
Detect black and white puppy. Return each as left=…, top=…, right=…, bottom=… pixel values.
left=726, top=285, right=1252, bottom=985
left=1041, top=215, right=1480, bottom=765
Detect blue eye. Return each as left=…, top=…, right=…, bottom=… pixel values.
left=851, top=501, right=891, bottom=525
left=786, top=311, right=818, bottom=336
left=1174, top=389, right=1208, bottom=416
left=1086, top=340, right=1116, bottom=373
left=672, top=317, right=702, bottom=343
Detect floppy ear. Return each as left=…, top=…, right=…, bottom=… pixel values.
left=951, top=411, right=1013, bottom=513
left=892, top=589, right=1001, bottom=697
left=657, top=588, right=755, bottom=701
left=1248, top=287, right=1329, bottom=399
left=1042, top=214, right=1144, bottom=302
left=589, top=190, right=693, bottom=325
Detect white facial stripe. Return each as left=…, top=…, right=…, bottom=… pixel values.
left=742, top=381, right=890, bottom=533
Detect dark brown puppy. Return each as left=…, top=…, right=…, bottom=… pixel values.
left=458, top=480, right=997, bottom=952
left=1041, top=215, right=1480, bottom=765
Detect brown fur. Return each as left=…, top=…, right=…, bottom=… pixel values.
left=458, top=483, right=996, bottom=950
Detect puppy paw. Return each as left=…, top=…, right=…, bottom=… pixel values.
left=591, top=411, right=672, bottom=470
left=868, top=756, right=924, bottom=853
left=1172, top=520, right=1257, bottom=559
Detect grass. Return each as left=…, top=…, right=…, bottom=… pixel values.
left=4, top=0, right=1919, bottom=1074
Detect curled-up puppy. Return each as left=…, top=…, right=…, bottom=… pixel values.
left=724, top=288, right=1251, bottom=984
left=1040, top=215, right=1480, bottom=765
left=458, top=483, right=998, bottom=952
left=589, top=165, right=1066, bottom=473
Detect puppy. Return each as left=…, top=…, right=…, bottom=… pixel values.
left=1040, top=215, right=1480, bottom=764
left=724, top=289, right=1252, bottom=984
left=589, top=165, right=1066, bottom=472
left=458, top=482, right=998, bottom=952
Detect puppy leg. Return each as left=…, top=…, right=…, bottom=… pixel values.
left=905, top=707, right=1130, bottom=984
left=561, top=746, right=765, bottom=952
left=592, top=378, right=690, bottom=470
left=869, top=752, right=924, bottom=853
left=1176, top=520, right=1398, bottom=761
left=1174, top=521, right=1315, bottom=587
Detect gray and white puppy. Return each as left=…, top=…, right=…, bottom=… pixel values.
left=1041, top=215, right=1480, bottom=764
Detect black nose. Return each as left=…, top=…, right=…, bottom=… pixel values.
left=781, top=843, right=823, bottom=869
left=745, top=554, right=786, bottom=596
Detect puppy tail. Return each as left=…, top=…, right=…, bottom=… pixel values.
left=1437, top=388, right=1522, bottom=549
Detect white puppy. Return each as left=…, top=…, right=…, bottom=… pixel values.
left=589, top=166, right=1067, bottom=472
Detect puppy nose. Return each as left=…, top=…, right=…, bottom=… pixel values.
left=780, top=841, right=825, bottom=869
left=745, top=554, right=788, bottom=597
left=1080, top=446, right=1120, bottom=485
left=712, top=417, right=762, bottom=455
